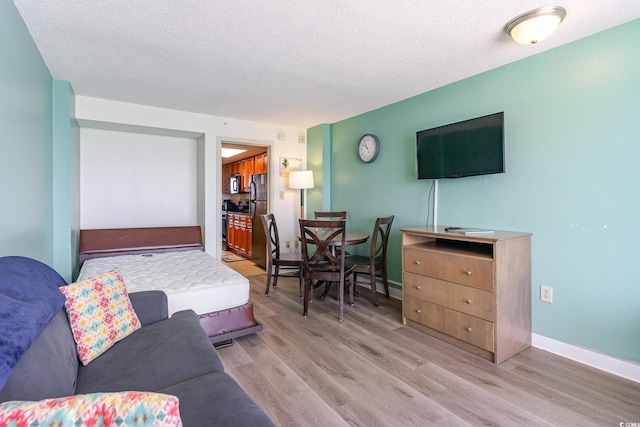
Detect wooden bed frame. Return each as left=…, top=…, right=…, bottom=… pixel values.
left=78, top=226, right=263, bottom=347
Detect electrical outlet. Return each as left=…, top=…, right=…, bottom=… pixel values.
left=294, top=240, right=299, bottom=249
left=285, top=241, right=290, bottom=249
left=540, top=285, right=553, bottom=303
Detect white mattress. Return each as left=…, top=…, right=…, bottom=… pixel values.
left=77, top=250, right=249, bottom=316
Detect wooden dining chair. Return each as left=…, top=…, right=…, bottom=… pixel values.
left=260, top=213, right=303, bottom=297
left=345, top=215, right=394, bottom=306
left=314, top=211, right=347, bottom=220
left=299, top=219, right=355, bottom=321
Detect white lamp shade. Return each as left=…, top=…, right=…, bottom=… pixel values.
left=506, top=7, right=566, bottom=45
left=289, top=170, right=314, bottom=189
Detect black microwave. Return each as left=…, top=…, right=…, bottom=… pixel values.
left=229, top=175, right=242, bottom=194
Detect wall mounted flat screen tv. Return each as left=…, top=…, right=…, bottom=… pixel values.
left=416, top=112, right=504, bottom=179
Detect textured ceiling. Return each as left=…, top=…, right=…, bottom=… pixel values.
left=12, top=1, right=640, bottom=129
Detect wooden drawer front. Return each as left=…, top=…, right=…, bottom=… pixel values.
left=403, top=272, right=494, bottom=321
left=404, top=248, right=494, bottom=292
left=404, top=298, right=494, bottom=352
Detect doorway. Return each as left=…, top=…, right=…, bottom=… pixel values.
left=221, top=141, right=269, bottom=267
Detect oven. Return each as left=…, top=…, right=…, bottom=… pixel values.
left=222, top=211, right=228, bottom=249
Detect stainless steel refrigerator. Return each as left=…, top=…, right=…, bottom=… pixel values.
left=249, top=172, right=268, bottom=268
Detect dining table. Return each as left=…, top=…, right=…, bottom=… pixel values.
left=297, top=229, right=369, bottom=247
left=299, top=229, right=369, bottom=301
left=325, top=230, right=369, bottom=248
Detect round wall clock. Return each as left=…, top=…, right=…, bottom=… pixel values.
left=357, top=134, right=380, bottom=163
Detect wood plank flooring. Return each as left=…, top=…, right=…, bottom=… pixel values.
left=218, top=261, right=640, bottom=426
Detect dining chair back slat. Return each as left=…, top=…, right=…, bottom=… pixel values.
left=314, top=211, right=347, bottom=220
left=314, top=211, right=349, bottom=256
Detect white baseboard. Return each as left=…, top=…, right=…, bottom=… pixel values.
left=387, top=284, right=402, bottom=300
left=370, top=278, right=640, bottom=383
left=360, top=276, right=403, bottom=300
left=532, top=334, right=640, bottom=383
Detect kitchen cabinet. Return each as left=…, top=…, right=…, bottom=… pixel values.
left=232, top=162, right=241, bottom=175
left=240, top=158, right=254, bottom=192
left=222, top=164, right=231, bottom=193
left=222, top=153, right=268, bottom=194
left=227, top=213, right=252, bottom=258
left=400, top=226, right=531, bottom=365
left=238, top=160, right=245, bottom=186
left=254, top=152, right=268, bottom=174
left=237, top=214, right=248, bottom=256
left=243, top=215, right=253, bottom=258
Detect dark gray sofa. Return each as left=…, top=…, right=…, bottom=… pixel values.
left=0, top=257, right=274, bottom=427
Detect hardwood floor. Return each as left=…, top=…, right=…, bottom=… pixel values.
left=219, top=261, right=640, bottom=426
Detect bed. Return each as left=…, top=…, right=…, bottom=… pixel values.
left=77, top=226, right=262, bottom=347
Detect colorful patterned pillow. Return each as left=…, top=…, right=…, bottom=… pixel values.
left=60, top=269, right=141, bottom=365
left=0, top=391, right=182, bottom=426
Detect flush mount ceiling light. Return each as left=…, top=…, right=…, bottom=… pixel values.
left=221, top=148, right=246, bottom=158
left=505, top=6, right=566, bottom=45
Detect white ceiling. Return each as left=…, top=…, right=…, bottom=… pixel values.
left=13, top=1, right=640, bottom=129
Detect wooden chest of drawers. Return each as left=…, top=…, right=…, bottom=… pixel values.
left=401, top=227, right=531, bottom=364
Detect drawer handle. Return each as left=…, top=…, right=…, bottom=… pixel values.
left=415, top=286, right=422, bottom=290
left=464, top=270, right=472, bottom=276
left=465, top=327, right=472, bottom=332
left=415, top=261, right=422, bottom=265
left=416, top=309, right=422, bottom=314
left=466, top=299, right=472, bottom=304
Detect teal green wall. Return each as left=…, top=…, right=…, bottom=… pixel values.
left=0, top=1, right=54, bottom=264
left=52, top=80, right=80, bottom=282
left=1, top=3, right=78, bottom=277
left=308, top=20, right=640, bottom=363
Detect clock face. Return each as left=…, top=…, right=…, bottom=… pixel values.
left=358, top=134, right=380, bottom=163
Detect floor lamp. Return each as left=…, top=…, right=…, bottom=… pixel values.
left=288, top=170, right=314, bottom=220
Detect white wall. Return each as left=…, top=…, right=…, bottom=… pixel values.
left=80, top=128, right=198, bottom=229
left=75, top=96, right=306, bottom=260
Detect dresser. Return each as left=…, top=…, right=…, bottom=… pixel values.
left=401, top=226, right=531, bottom=364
